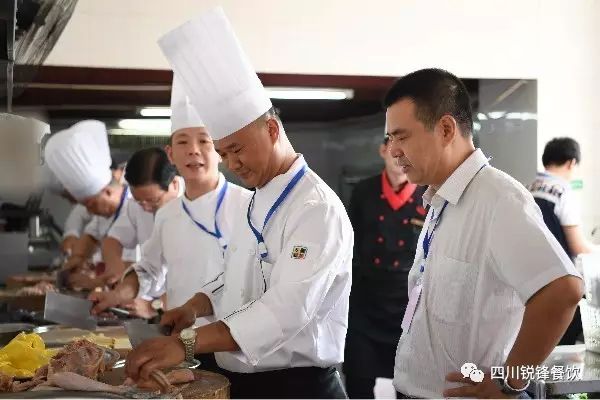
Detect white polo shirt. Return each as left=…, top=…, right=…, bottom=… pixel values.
left=393, top=149, right=580, bottom=398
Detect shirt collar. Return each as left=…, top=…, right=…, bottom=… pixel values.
left=423, top=148, right=488, bottom=208
left=182, top=173, right=225, bottom=212
left=256, top=154, right=306, bottom=198
left=252, top=154, right=307, bottom=223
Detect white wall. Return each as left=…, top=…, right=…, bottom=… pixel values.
left=45, top=0, right=600, bottom=235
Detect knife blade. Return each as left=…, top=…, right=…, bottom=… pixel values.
left=44, top=292, right=98, bottom=330
left=124, top=319, right=171, bottom=348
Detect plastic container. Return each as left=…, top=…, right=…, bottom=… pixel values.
left=579, top=299, right=600, bottom=353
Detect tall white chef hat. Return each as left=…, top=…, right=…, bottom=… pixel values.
left=44, top=120, right=112, bottom=201
left=170, top=73, right=204, bottom=133
left=158, top=7, right=272, bottom=141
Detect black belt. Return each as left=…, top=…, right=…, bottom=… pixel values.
left=222, top=366, right=347, bottom=399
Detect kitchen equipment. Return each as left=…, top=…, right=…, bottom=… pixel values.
left=124, top=320, right=170, bottom=348
left=43, top=292, right=97, bottom=330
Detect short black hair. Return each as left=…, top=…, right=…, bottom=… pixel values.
left=124, top=147, right=177, bottom=191
left=542, top=137, right=581, bottom=167
left=383, top=68, right=473, bottom=136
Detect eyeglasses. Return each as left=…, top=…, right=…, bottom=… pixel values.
left=135, top=191, right=166, bottom=207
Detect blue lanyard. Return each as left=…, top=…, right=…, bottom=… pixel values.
left=181, top=181, right=229, bottom=250
left=112, top=185, right=129, bottom=224
left=419, top=163, right=487, bottom=273
left=420, top=200, right=448, bottom=273
left=247, top=164, right=307, bottom=260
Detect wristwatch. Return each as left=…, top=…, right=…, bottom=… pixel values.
left=179, top=328, right=197, bottom=363
left=493, top=376, right=530, bottom=395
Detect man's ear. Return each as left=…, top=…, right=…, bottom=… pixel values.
left=266, top=118, right=280, bottom=144
left=568, top=159, right=578, bottom=170
left=378, top=143, right=388, bottom=160
left=437, top=114, right=459, bottom=146
left=165, top=145, right=174, bottom=164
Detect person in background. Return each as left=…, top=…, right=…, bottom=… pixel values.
left=343, top=135, right=426, bottom=399
left=528, top=137, right=599, bottom=259
left=100, top=147, right=183, bottom=286
left=386, top=68, right=583, bottom=398
left=61, top=204, right=92, bottom=255
left=44, top=120, right=137, bottom=288
left=89, top=74, right=251, bottom=371
left=527, top=137, right=598, bottom=345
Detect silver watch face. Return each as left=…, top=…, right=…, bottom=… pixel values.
left=180, top=328, right=196, bottom=341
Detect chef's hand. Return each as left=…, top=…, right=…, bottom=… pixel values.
left=122, top=298, right=157, bottom=320
left=101, top=259, right=127, bottom=286
left=69, top=271, right=102, bottom=291
left=160, top=303, right=196, bottom=335
left=63, top=254, right=87, bottom=271
left=444, top=371, right=514, bottom=398
left=60, top=236, right=77, bottom=255
left=89, top=290, right=125, bottom=315
left=125, top=336, right=185, bottom=381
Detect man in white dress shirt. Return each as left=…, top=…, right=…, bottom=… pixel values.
left=100, top=147, right=183, bottom=286
left=384, top=68, right=583, bottom=399
left=125, top=8, right=353, bottom=399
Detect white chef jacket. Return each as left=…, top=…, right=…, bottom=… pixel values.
left=201, top=155, right=354, bottom=373
left=393, top=149, right=580, bottom=398
left=63, top=204, right=92, bottom=238
left=83, top=188, right=138, bottom=263
left=107, top=177, right=185, bottom=249
left=133, top=174, right=251, bottom=324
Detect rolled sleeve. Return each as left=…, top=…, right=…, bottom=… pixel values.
left=133, top=217, right=167, bottom=299
left=557, top=189, right=582, bottom=227
left=222, top=201, right=351, bottom=365
left=83, top=217, right=104, bottom=241
left=107, top=201, right=138, bottom=248
left=63, top=205, right=92, bottom=238
left=489, top=193, right=581, bottom=304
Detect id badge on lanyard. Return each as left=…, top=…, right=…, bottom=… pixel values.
left=401, top=200, right=449, bottom=332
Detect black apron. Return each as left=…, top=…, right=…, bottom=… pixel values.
left=221, top=366, right=347, bottom=399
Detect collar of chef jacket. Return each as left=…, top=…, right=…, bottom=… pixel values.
left=181, top=173, right=227, bottom=224
left=249, top=154, right=307, bottom=229
left=422, top=148, right=488, bottom=210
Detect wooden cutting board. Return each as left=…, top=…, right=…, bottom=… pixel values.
left=99, top=368, right=230, bottom=399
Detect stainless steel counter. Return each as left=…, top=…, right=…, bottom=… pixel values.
left=536, top=344, right=600, bottom=398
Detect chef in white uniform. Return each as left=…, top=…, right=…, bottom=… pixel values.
left=125, top=8, right=353, bottom=399
left=44, top=120, right=137, bottom=285
left=90, top=74, right=251, bottom=370
left=62, top=204, right=92, bottom=252
left=100, top=147, right=184, bottom=286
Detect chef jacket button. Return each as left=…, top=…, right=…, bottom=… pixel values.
left=374, top=257, right=381, bottom=265
left=379, top=215, right=385, bottom=221
left=377, top=236, right=384, bottom=243
left=403, top=219, right=409, bottom=224
left=248, top=249, right=255, bottom=255
left=230, top=245, right=237, bottom=252
left=380, top=194, right=385, bottom=200
left=408, top=197, right=414, bottom=203
left=398, top=240, right=405, bottom=247
left=393, top=260, right=400, bottom=268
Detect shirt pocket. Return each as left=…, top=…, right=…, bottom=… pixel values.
left=428, top=255, right=478, bottom=324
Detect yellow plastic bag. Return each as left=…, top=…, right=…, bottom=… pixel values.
left=0, top=332, right=54, bottom=378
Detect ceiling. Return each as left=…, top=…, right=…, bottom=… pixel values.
left=11, top=65, right=479, bottom=124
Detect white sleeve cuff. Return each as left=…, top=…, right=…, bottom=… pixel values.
left=222, top=300, right=284, bottom=366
